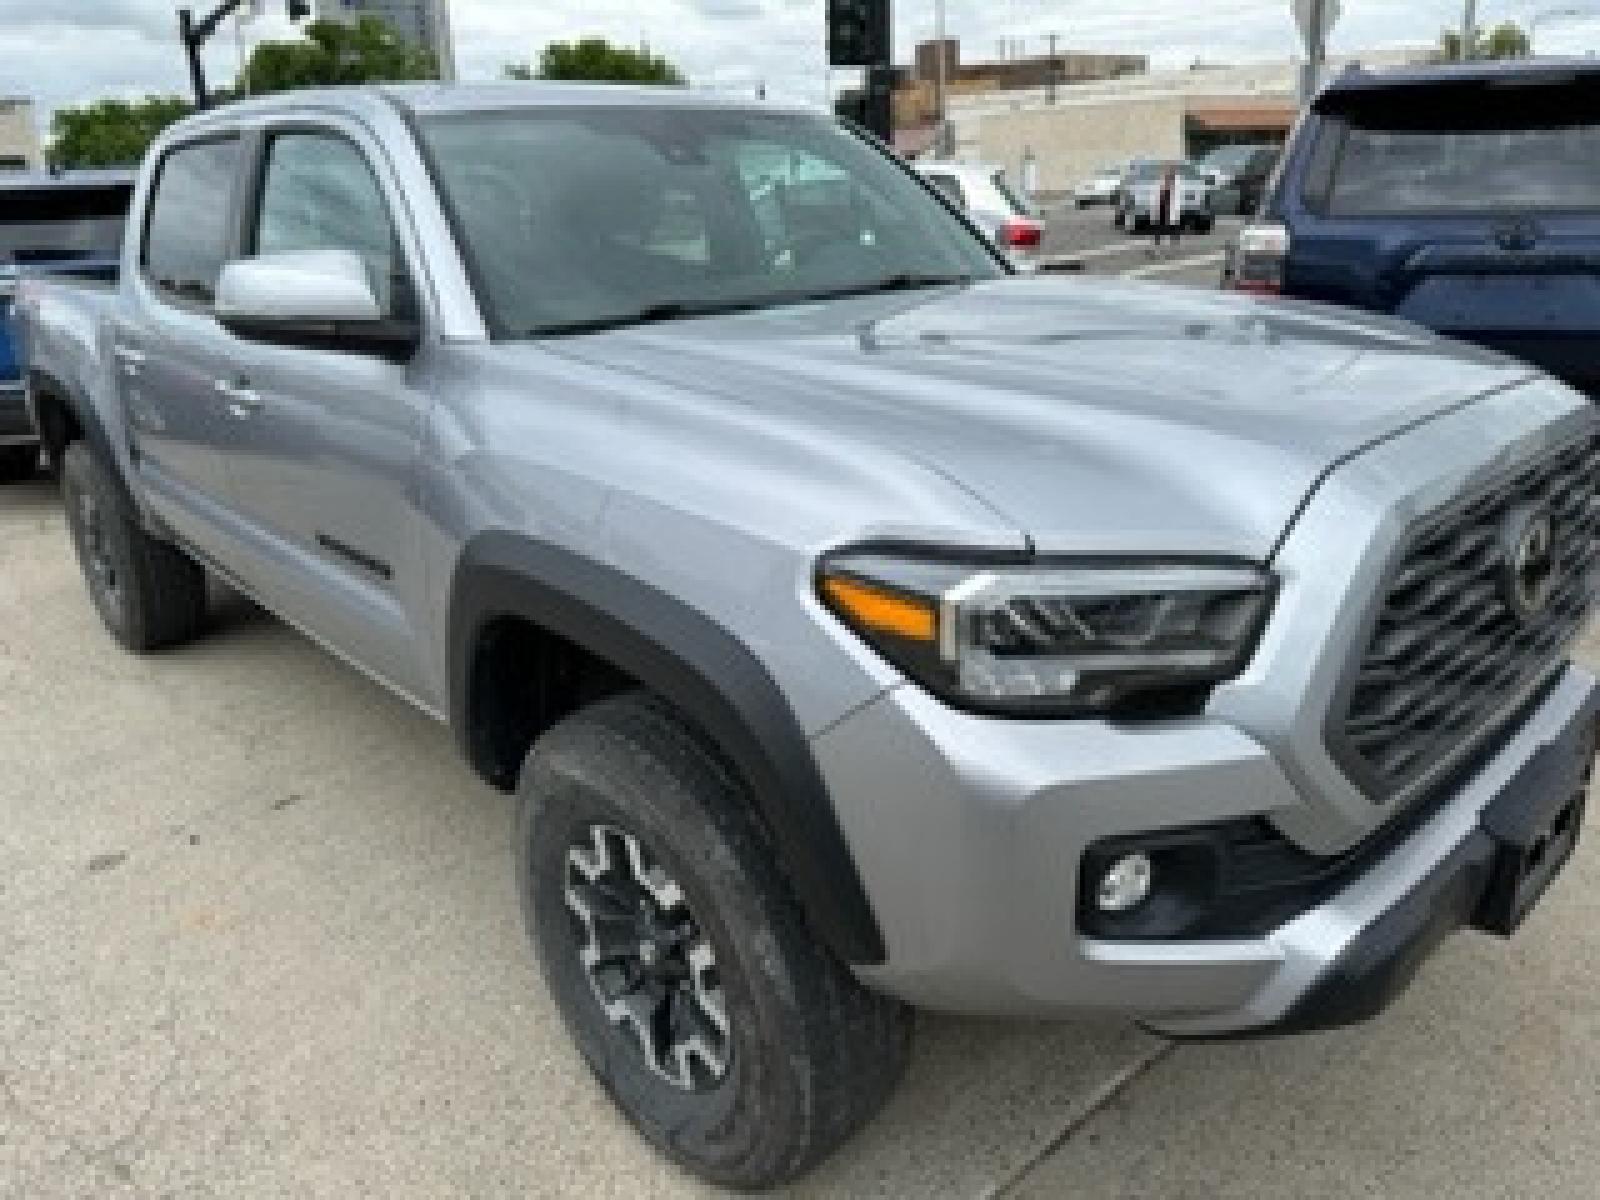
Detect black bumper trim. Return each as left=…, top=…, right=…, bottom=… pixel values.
left=1169, top=700, right=1597, bottom=1042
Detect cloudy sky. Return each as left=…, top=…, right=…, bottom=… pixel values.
left=2, top=0, right=1598, bottom=133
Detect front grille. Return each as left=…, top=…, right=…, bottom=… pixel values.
left=1336, top=432, right=1600, bottom=799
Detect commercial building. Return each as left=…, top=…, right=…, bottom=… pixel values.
left=317, top=0, right=456, bottom=79
left=0, top=97, right=43, bottom=172
left=910, top=43, right=1432, bottom=196
left=892, top=39, right=1147, bottom=155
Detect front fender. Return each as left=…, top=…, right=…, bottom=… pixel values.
left=447, top=531, right=887, bottom=965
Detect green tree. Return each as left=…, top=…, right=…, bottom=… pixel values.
left=241, top=17, right=437, bottom=95
left=505, top=38, right=685, bottom=84
left=1441, top=19, right=1532, bottom=61
left=49, top=96, right=192, bottom=169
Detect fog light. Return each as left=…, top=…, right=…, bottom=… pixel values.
left=1096, top=853, right=1153, bottom=913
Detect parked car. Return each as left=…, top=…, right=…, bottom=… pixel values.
left=0, top=170, right=133, bottom=481
left=20, top=84, right=1600, bottom=1189
left=1225, top=59, right=1600, bottom=392
left=916, top=160, right=1044, bottom=264
left=1196, top=142, right=1279, bottom=215
left=1073, top=163, right=1125, bottom=208
left=1115, top=160, right=1214, bottom=233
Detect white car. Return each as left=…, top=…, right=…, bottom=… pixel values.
left=917, top=161, right=1044, bottom=265
left=1073, top=164, right=1125, bottom=208
left=1114, top=161, right=1214, bottom=234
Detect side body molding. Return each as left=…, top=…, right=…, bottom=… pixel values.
left=447, top=532, right=887, bottom=965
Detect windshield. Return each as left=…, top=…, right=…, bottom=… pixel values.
left=1326, top=120, right=1600, bottom=215
left=0, top=185, right=130, bottom=266
left=418, top=107, right=1004, bottom=337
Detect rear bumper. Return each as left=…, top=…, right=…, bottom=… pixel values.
left=0, top=380, right=35, bottom=446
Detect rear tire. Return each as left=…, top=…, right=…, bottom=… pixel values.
left=518, top=692, right=911, bottom=1190
left=1193, top=216, right=1215, bottom=235
left=59, top=441, right=207, bottom=653
left=0, top=445, right=36, bottom=483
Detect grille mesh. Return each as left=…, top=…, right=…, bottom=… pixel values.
left=1338, top=432, right=1600, bottom=797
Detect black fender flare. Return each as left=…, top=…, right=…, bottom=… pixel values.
left=447, top=532, right=887, bottom=966
left=27, top=369, right=132, bottom=497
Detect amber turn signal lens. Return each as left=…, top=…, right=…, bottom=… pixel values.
left=821, top=576, right=937, bottom=643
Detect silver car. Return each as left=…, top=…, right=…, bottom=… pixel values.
left=1073, top=162, right=1125, bottom=208
left=1115, top=160, right=1214, bottom=233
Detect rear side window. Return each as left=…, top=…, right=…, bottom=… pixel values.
left=1326, top=119, right=1600, bottom=216
left=143, top=138, right=241, bottom=308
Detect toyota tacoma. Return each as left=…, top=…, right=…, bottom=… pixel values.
left=18, top=85, right=1599, bottom=1189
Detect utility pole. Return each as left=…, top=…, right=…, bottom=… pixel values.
left=1297, top=0, right=1334, bottom=103
left=1046, top=31, right=1060, bottom=105
left=179, top=0, right=310, bottom=107
left=934, top=0, right=948, bottom=157
left=1463, top=0, right=1479, bottom=58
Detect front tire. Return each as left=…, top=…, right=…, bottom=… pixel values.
left=59, top=441, right=207, bottom=653
left=518, top=692, right=911, bottom=1189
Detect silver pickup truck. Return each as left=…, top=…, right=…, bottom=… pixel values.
left=19, top=84, right=1600, bottom=1189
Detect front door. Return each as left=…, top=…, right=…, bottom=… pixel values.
left=213, top=125, right=435, bottom=704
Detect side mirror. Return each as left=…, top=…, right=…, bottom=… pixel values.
left=215, top=249, right=419, bottom=362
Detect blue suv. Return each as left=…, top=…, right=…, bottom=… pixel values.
left=1226, top=59, right=1600, bottom=392
left=0, top=170, right=133, bottom=481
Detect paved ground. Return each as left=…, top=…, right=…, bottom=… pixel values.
left=1037, top=203, right=1241, bottom=289
left=5, top=459, right=1600, bottom=1198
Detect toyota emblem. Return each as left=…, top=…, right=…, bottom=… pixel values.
left=1502, top=508, right=1557, bottom=621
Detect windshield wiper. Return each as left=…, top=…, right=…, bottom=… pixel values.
left=794, top=273, right=977, bottom=304
left=521, top=275, right=977, bottom=338
left=523, top=303, right=703, bottom=338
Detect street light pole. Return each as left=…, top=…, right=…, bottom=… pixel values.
left=1462, top=0, right=1479, bottom=58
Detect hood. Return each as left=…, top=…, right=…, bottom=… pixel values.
left=537, top=276, right=1535, bottom=560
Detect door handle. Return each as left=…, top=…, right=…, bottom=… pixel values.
left=214, top=379, right=263, bottom=420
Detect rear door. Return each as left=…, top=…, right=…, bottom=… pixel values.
left=1282, top=75, right=1600, bottom=385
left=119, top=135, right=247, bottom=551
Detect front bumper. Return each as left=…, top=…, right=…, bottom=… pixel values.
left=0, top=381, right=35, bottom=447
left=814, top=665, right=1596, bottom=1031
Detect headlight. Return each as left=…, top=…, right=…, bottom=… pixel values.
left=818, top=553, right=1273, bottom=716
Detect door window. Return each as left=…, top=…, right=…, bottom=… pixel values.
left=253, top=132, right=404, bottom=315
left=142, top=138, right=241, bottom=308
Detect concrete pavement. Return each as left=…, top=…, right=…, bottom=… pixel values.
left=4, top=463, right=1600, bottom=1198
left=0, top=477, right=1160, bottom=1198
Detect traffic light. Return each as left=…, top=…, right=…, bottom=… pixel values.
left=834, top=66, right=896, bottom=142
left=287, top=0, right=312, bottom=19
left=828, top=0, right=890, bottom=68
